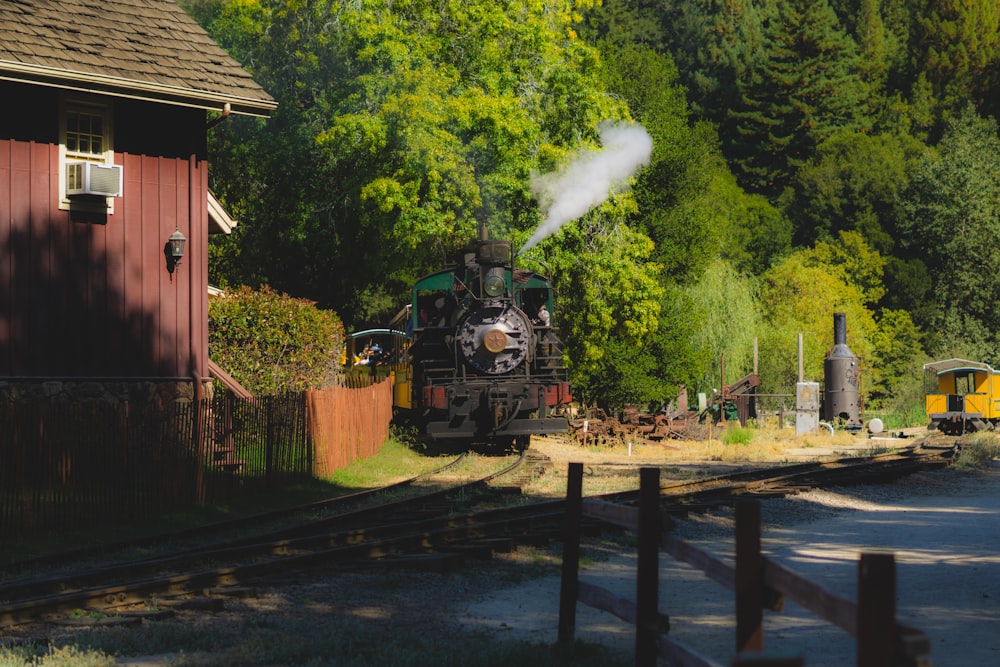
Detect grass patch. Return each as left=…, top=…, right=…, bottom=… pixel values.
left=1, top=615, right=629, bottom=667
left=954, top=432, right=1000, bottom=469
left=721, top=425, right=754, bottom=446
left=0, top=645, right=117, bottom=667
left=322, top=436, right=456, bottom=488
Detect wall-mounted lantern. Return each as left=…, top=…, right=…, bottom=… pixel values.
left=165, top=228, right=187, bottom=277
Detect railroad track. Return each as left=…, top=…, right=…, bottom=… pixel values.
left=645, top=439, right=959, bottom=513
left=3, top=450, right=488, bottom=576
left=0, top=453, right=533, bottom=623
left=0, top=439, right=958, bottom=631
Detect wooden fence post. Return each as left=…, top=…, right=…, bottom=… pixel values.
left=636, top=467, right=661, bottom=667
left=857, top=552, right=896, bottom=667
left=736, top=500, right=764, bottom=654
left=558, top=462, right=584, bottom=644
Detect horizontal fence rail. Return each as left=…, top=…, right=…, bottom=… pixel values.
left=558, top=463, right=934, bottom=667
left=0, top=378, right=393, bottom=537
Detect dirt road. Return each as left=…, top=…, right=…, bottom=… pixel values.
left=458, top=462, right=1000, bottom=666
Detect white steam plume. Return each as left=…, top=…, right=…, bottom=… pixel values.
left=519, top=121, right=653, bottom=255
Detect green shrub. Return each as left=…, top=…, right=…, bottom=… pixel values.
left=209, top=286, right=345, bottom=395
left=722, top=425, right=754, bottom=446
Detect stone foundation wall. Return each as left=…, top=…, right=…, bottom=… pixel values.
left=0, top=378, right=214, bottom=403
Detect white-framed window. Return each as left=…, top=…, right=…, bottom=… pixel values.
left=59, top=95, right=117, bottom=212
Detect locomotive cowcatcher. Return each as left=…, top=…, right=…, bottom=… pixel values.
left=390, top=226, right=571, bottom=448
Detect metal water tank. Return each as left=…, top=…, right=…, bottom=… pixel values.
left=823, top=312, right=862, bottom=431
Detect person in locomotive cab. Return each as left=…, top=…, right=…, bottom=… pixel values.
left=430, top=295, right=453, bottom=327
left=534, top=303, right=551, bottom=327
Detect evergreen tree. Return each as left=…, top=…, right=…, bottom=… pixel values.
left=727, top=0, right=871, bottom=198
left=579, top=0, right=665, bottom=51
left=916, top=0, right=1000, bottom=114
left=657, top=0, right=773, bottom=135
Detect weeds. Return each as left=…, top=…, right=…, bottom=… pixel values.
left=721, top=426, right=754, bottom=446
left=0, top=645, right=116, bottom=667
left=2, top=614, right=630, bottom=667
left=954, top=432, right=1000, bottom=469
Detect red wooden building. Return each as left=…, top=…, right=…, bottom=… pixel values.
left=0, top=0, right=274, bottom=399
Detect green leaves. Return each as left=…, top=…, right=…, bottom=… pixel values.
left=900, top=106, right=1000, bottom=360
left=204, top=0, right=632, bottom=325
left=209, top=286, right=345, bottom=395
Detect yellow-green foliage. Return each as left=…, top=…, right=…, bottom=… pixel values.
left=721, top=425, right=754, bottom=446
left=757, top=243, right=876, bottom=396
left=209, top=286, right=345, bottom=395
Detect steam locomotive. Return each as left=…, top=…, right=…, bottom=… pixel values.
left=389, top=227, right=571, bottom=448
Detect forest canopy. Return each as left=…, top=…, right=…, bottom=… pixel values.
left=185, top=0, right=1000, bottom=415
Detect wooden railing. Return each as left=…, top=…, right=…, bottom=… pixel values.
left=558, top=463, right=934, bottom=667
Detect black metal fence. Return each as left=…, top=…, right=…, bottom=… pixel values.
left=0, top=380, right=391, bottom=537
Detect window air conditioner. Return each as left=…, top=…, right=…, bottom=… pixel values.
left=66, top=161, right=123, bottom=197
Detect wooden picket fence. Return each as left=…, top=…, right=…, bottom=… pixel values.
left=307, top=381, right=393, bottom=477
left=0, top=378, right=392, bottom=537
left=558, top=463, right=934, bottom=667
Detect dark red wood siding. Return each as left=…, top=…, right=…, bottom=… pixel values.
left=0, top=138, right=208, bottom=379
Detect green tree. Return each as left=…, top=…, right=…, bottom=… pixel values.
left=201, top=0, right=625, bottom=327
left=590, top=40, right=788, bottom=403
left=597, top=42, right=723, bottom=281
left=541, top=213, right=664, bottom=409
left=867, top=306, right=922, bottom=408
left=805, top=231, right=886, bottom=307
left=801, top=232, right=923, bottom=402
left=900, top=105, right=1000, bottom=362
left=682, top=259, right=763, bottom=395
left=757, top=252, right=876, bottom=398
left=916, top=0, right=1000, bottom=113
left=579, top=0, right=666, bottom=51
left=727, top=0, right=871, bottom=197
left=782, top=131, right=927, bottom=252
left=705, top=171, right=791, bottom=275
left=657, top=0, right=774, bottom=133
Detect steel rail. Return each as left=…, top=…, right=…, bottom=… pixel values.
left=3, top=452, right=473, bottom=575
left=0, top=453, right=527, bottom=610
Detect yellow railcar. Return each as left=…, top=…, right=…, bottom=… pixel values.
left=344, top=324, right=411, bottom=409
left=924, top=358, right=1000, bottom=434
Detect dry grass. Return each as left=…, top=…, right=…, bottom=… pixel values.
left=522, top=425, right=902, bottom=496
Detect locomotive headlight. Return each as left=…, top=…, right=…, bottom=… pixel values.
left=483, top=269, right=506, bottom=297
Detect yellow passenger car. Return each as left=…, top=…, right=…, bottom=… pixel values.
left=924, top=358, right=1000, bottom=434
left=344, top=320, right=412, bottom=410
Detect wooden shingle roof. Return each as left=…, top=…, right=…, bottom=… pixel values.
left=0, top=0, right=275, bottom=117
